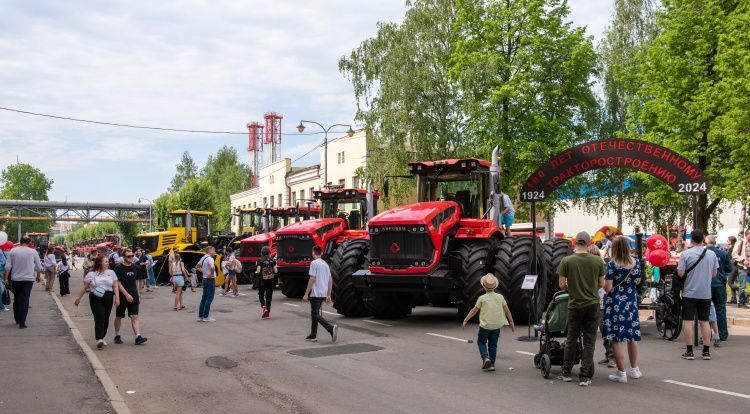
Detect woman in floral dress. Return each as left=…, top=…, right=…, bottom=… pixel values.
left=603, top=236, right=643, bottom=383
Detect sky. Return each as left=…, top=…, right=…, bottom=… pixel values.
left=0, top=0, right=613, bottom=204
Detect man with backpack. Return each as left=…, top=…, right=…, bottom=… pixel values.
left=255, top=246, right=277, bottom=319
left=677, top=229, right=718, bottom=360
left=197, top=247, right=217, bottom=322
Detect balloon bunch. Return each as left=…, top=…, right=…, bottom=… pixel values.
left=646, top=234, right=669, bottom=268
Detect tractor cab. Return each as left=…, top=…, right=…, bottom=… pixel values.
left=315, top=186, right=373, bottom=231
left=236, top=207, right=265, bottom=237
left=25, top=232, right=49, bottom=251
left=135, top=210, right=213, bottom=258
left=409, top=159, right=493, bottom=219
left=268, top=206, right=320, bottom=231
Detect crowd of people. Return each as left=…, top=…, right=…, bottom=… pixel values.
left=2, top=226, right=746, bottom=383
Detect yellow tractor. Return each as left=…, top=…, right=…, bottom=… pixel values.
left=134, top=210, right=226, bottom=287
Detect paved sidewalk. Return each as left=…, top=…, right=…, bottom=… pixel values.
left=727, top=305, right=750, bottom=327
left=0, top=283, right=112, bottom=414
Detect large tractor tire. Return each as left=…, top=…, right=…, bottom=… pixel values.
left=455, top=240, right=500, bottom=318
left=495, top=236, right=547, bottom=324
left=330, top=239, right=370, bottom=317
left=281, top=277, right=308, bottom=298
left=237, top=263, right=256, bottom=286
left=366, top=293, right=415, bottom=319
left=543, top=238, right=573, bottom=307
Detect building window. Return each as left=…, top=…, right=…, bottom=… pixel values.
left=352, top=177, right=359, bottom=189
left=292, top=191, right=296, bottom=205
left=263, top=197, right=267, bottom=207
left=339, top=179, right=346, bottom=187
left=253, top=202, right=256, bottom=208
left=300, top=189, right=305, bottom=201
left=310, top=187, right=315, bottom=199
left=278, top=194, right=282, bottom=207
left=270, top=175, right=274, bottom=184
left=341, top=152, right=345, bottom=164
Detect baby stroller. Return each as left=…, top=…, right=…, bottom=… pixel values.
left=533, top=291, right=582, bottom=378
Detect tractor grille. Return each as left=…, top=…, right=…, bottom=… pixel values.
left=162, top=234, right=177, bottom=246
left=276, top=235, right=314, bottom=262
left=135, top=236, right=159, bottom=254
left=240, top=241, right=265, bottom=258
left=370, top=230, right=434, bottom=268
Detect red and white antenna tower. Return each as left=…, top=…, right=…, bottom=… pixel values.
left=246, top=122, right=264, bottom=187
left=264, top=112, right=283, bottom=163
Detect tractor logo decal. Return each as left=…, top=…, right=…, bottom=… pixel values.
left=389, top=242, right=401, bottom=254
left=288, top=244, right=296, bottom=254
left=247, top=246, right=253, bottom=254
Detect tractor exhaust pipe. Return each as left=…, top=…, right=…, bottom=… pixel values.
left=185, top=210, right=193, bottom=242
left=366, top=180, right=375, bottom=221
left=490, top=146, right=501, bottom=226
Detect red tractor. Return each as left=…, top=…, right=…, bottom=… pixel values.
left=95, top=233, right=122, bottom=251
left=330, top=149, right=548, bottom=321
left=273, top=186, right=379, bottom=298
left=237, top=205, right=320, bottom=285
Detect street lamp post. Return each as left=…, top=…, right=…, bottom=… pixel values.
left=296, top=121, right=355, bottom=186
left=138, top=198, right=153, bottom=231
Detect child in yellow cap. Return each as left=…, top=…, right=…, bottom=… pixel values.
left=462, top=273, right=515, bottom=371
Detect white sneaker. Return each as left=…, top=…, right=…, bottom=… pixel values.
left=96, top=339, right=104, bottom=349
left=608, top=371, right=627, bottom=383
left=197, top=318, right=204, bottom=322
left=627, top=367, right=642, bottom=379
left=101, top=340, right=108, bottom=347
left=203, top=317, right=216, bottom=322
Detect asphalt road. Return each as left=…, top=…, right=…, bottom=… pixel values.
left=58, top=266, right=750, bottom=414
left=0, top=282, right=112, bottom=414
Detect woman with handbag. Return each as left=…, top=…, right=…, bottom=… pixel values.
left=603, top=236, right=643, bottom=383
left=74, top=255, right=120, bottom=349
left=170, top=253, right=188, bottom=310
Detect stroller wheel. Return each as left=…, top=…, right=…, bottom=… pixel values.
left=540, top=354, right=551, bottom=379
left=533, top=353, right=541, bottom=368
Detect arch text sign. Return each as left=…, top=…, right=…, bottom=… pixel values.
left=520, top=138, right=709, bottom=202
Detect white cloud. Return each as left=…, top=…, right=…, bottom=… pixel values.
left=0, top=0, right=612, bottom=202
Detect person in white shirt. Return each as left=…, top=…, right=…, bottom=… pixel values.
left=3, top=236, right=43, bottom=328
left=302, top=246, right=338, bottom=343
left=42, top=246, right=57, bottom=291
left=197, top=247, right=217, bottom=322
left=74, top=255, right=121, bottom=349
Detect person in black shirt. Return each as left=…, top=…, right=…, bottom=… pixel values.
left=255, top=246, right=277, bottom=319
left=114, top=248, right=148, bottom=345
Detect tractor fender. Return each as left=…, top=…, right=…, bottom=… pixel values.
left=454, top=226, right=504, bottom=240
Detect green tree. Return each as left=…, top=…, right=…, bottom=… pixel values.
left=451, top=0, right=600, bottom=215
left=0, top=163, right=54, bottom=241
left=153, top=193, right=176, bottom=230
left=173, top=178, right=215, bottom=214
left=634, top=0, right=750, bottom=230
left=169, top=151, right=198, bottom=193
left=339, top=0, right=471, bottom=203
left=201, top=146, right=251, bottom=232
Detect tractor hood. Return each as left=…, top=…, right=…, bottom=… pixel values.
left=368, top=201, right=461, bottom=228
left=241, top=231, right=275, bottom=244
left=274, top=218, right=345, bottom=235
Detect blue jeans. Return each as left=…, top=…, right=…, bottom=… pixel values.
left=148, top=267, right=156, bottom=286
left=0, top=281, right=6, bottom=311
left=711, top=285, right=728, bottom=340
left=198, top=278, right=215, bottom=319
left=477, top=327, right=501, bottom=364
left=738, top=269, right=748, bottom=306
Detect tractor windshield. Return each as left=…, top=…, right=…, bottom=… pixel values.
left=240, top=211, right=261, bottom=231
left=320, top=197, right=371, bottom=230
left=169, top=214, right=185, bottom=228
left=417, top=173, right=489, bottom=219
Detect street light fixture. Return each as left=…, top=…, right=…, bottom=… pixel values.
left=138, top=197, right=153, bottom=232
left=297, top=120, right=356, bottom=186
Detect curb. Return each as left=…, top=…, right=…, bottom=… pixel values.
left=728, top=316, right=750, bottom=327
left=50, top=292, right=131, bottom=414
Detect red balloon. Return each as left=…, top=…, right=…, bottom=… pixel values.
left=647, top=234, right=669, bottom=251
left=648, top=249, right=670, bottom=267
